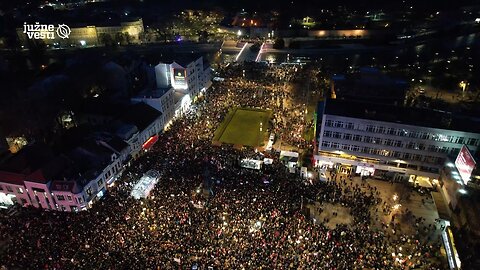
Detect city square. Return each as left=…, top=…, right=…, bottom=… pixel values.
left=1, top=1, right=480, bottom=269
left=0, top=61, right=448, bottom=269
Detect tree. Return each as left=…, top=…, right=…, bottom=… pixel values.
left=115, top=32, right=126, bottom=45
left=99, top=33, right=114, bottom=47
left=124, top=33, right=132, bottom=44
left=198, top=31, right=209, bottom=43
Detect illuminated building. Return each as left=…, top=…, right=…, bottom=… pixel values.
left=0, top=102, right=163, bottom=212
left=132, top=56, right=212, bottom=126
left=16, top=18, right=144, bottom=47
left=315, top=99, right=480, bottom=186
left=154, top=56, right=211, bottom=98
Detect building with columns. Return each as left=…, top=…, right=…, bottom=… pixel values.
left=16, top=18, right=144, bottom=47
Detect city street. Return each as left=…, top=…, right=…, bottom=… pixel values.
left=0, top=62, right=447, bottom=269
left=1, top=0, right=480, bottom=269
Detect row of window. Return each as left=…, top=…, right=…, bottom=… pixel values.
left=50, top=192, right=84, bottom=205
left=0, top=185, right=23, bottom=194
left=325, top=120, right=355, bottom=129
left=0, top=186, right=85, bottom=208
left=321, top=140, right=446, bottom=165
left=2, top=170, right=109, bottom=206
left=323, top=130, right=461, bottom=154
left=161, top=93, right=174, bottom=109
left=56, top=194, right=73, bottom=201
left=54, top=204, right=78, bottom=212
left=324, top=120, right=479, bottom=146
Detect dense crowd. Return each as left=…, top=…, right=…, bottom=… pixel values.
left=0, top=63, right=445, bottom=269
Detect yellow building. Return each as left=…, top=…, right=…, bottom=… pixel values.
left=17, top=18, right=144, bottom=47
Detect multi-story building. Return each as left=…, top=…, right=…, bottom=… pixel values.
left=315, top=99, right=480, bottom=184
left=119, top=102, right=164, bottom=157
left=132, top=87, right=175, bottom=129
left=153, top=56, right=212, bottom=99
left=53, top=137, right=129, bottom=211
left=16, top=18, right=144, bottom=47
left=0, top=144, right=61, bottom=210
left=0, top=136, right=129, bottom=212
left=0, top=102, right=162, bottom=211
left=132, top=55, right=212, bottom=126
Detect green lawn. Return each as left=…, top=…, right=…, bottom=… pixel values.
left=214, top=108, right=271, bottom=147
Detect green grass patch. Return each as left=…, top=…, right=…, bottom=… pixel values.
left=213, top=107, right=271, bottom=147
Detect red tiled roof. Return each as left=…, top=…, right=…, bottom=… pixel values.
left=26, top=169, right=49, bottom=184
left=0, top=171, right=26, bottom=186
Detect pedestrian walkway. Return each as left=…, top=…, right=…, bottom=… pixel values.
left=306, top=202, right=353, bottom=229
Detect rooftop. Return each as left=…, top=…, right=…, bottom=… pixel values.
left=136, top=87, right=172, bottom=99
left=0, top=147, right=66, bottom=185
left=324, top=99, right=480, bottom=134
left=120, top=103, right=162, bottom=130
left=0, top=144, right=56, bottom=176
left=162, top=55, right=203, bottom=67
left=332, top=68, right=408, bottom=105
left=50, top=180, right=82, bottom=194
left=0, top=171, right=25, bottom=186
left=174, top=91, right=187, bottom=104
left=65, top=141, right=115, bottom=186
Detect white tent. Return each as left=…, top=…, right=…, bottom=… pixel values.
left=131, top=170, right=161, bottom=200
left=240, top=159, right=263, bottom=170
left=280, top=150, right=299, bottom=172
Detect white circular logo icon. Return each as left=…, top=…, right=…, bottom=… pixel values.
left=56, top=24, right=71, bottom=39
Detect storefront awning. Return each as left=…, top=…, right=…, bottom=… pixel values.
left=416, top=177, right=433, bottom=188
left=142, top=135, right=159, bottom=150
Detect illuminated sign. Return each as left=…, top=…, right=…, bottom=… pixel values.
left=454, top=145, right=476, bottom=185
left=173, top=68, right=186, bottom=83
left=171, top=68, right=187, bottom=90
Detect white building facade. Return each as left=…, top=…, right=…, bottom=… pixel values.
left=316, top=100, right=480, bottom=184
left=134, top=56, right=212, bottom=127
left=132, top=88, right=175, bottom=129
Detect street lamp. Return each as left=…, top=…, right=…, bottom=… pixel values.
left=459, top=81, right=468, bottom=92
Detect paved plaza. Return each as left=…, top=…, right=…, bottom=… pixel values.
left=0, top=62, right=449, bottom=269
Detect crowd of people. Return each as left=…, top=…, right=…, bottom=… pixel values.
left=0, top=62, right=445, bottom=269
